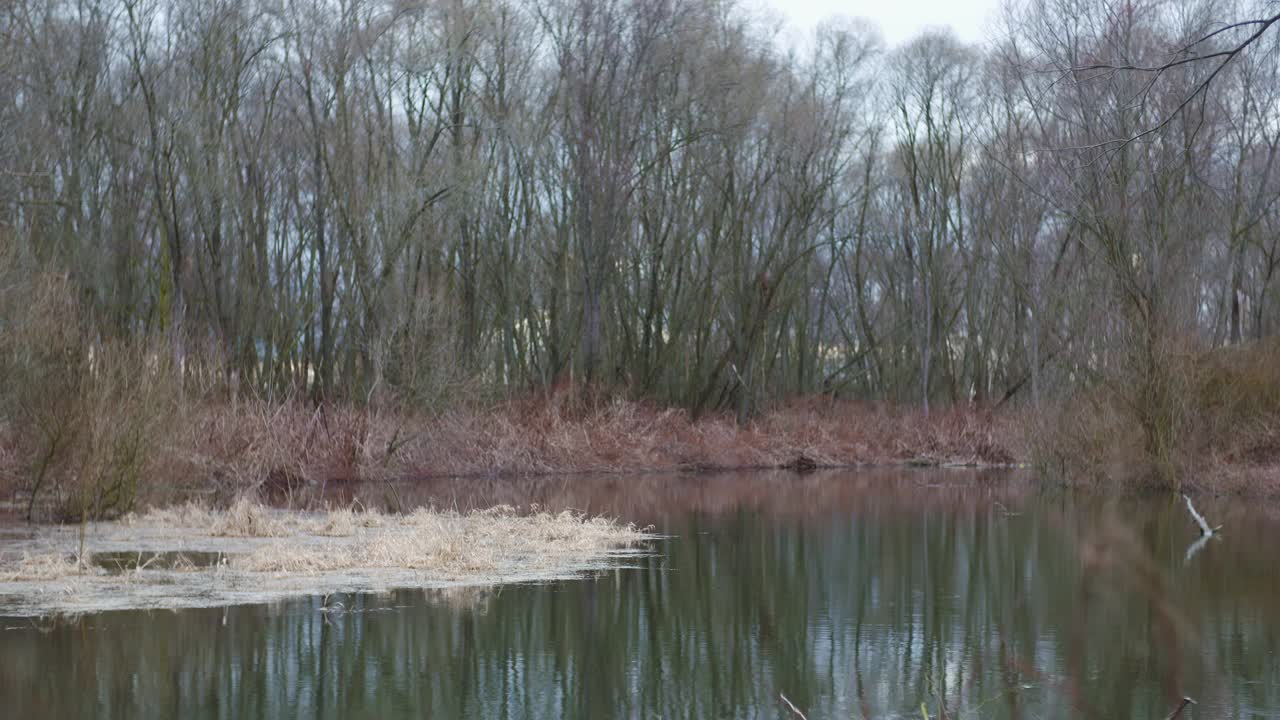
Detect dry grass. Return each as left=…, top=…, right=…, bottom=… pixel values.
left=2, top=551, right=100, bottom=582
left=236, top=505, right=643, bottom=575
left=0, top=501, right=651, bottom=615
left=316, top=505, right=385, bottom=535
left=135, top=499, right=385, bottom=538
left=129, top=498, right=284, bottom=537
left=210, top=497, right=285, bottom=537
left=129, top=502, right=218, bottom=529
left=126, top=500, right=648, bottom=573
left=130, top=499, right=387, bottom=538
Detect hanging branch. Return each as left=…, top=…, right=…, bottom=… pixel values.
left=1064, top=13, right=1280, bottom=154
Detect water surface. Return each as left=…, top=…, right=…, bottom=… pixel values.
left=2, top=469, right=1277, bottom=718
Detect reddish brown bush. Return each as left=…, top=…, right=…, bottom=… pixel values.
left=130, top=395, right=1021, bottom=509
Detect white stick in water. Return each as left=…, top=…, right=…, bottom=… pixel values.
left=779, top=693, right=809, bottom=720
left=1182, top=494, right=1221, bottom=537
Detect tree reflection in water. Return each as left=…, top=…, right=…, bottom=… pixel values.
left=2, top=469, right=1277, bottom=719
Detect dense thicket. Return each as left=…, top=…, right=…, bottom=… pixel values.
left=2, top=0, right=1278, bottom=425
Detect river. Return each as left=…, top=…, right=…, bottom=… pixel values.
left=2, top=468, right=1276, bottom=718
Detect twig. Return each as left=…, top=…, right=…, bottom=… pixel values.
left=1064, top=13, right=1280, bottom=155
left=1182, top=494, right=1221, bottom=536
left=320, top=593, right=345, bottom=614
left=779, top=692, right=809, bottom=720
left=1163, top=696, right=1196, bottom=720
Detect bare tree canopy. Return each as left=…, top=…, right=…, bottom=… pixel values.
left=1, top=0, right=1278, bottom=425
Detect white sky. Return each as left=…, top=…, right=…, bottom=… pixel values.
left=758, top=0, right=1005, bottom=49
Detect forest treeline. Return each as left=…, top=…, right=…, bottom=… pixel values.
left=2, top=0, right=1280, bottom=513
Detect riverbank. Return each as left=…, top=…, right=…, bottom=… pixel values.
left=1, top=397, right=1023, bottom=520
left=9, top=385, right=1280, bottom=521
left=0, top=500, right=651, bottom=616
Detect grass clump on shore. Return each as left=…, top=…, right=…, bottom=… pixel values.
left=236, top=506, right=644, bottom=576
left=2, top=551, right=100, bottom=582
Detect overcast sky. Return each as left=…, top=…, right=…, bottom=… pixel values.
left=759, top=0, right=1005, bottom=48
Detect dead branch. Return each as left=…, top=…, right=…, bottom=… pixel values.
left=779, top=692, right=809, bottom=720
left=1163, top=696, right=1196, bottom=720
left=1182, top=494, right=1222, bottom=536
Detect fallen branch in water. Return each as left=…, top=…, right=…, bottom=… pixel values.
left=1182, top=494, right=1222, bottom=536
left=779, top=692, right=809, bottom=720
left=1163, top=696, right=1196, bottom=720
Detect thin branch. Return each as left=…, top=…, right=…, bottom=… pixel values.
left=1073, top=15, right=1280, bottom=74
left=779, top=693, right=810, bottom=720
left=1163, top=696, right=1196, bottom=720
left=1062, top=13, right=1280, bottom=153
left=1182, top=494, right=1222, bottom=537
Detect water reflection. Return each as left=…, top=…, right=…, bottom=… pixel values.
left=2, top=469, right=1278, bottom=719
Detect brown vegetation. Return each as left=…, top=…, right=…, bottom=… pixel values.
left=0, top=260, right=179, bottom=521
left=5, top=393, right=1019, bottom=519
left=1031, top=338, right=1280, bottom=493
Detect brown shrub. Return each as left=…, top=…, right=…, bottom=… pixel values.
left=1031, top=337, right=1280, bottom=493
left=134, top=394, right=1019, bottom=508
left=0, top=248, right=179, bottom=520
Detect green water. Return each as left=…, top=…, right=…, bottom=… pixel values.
left=2, top=470, right=1277, bottom=718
